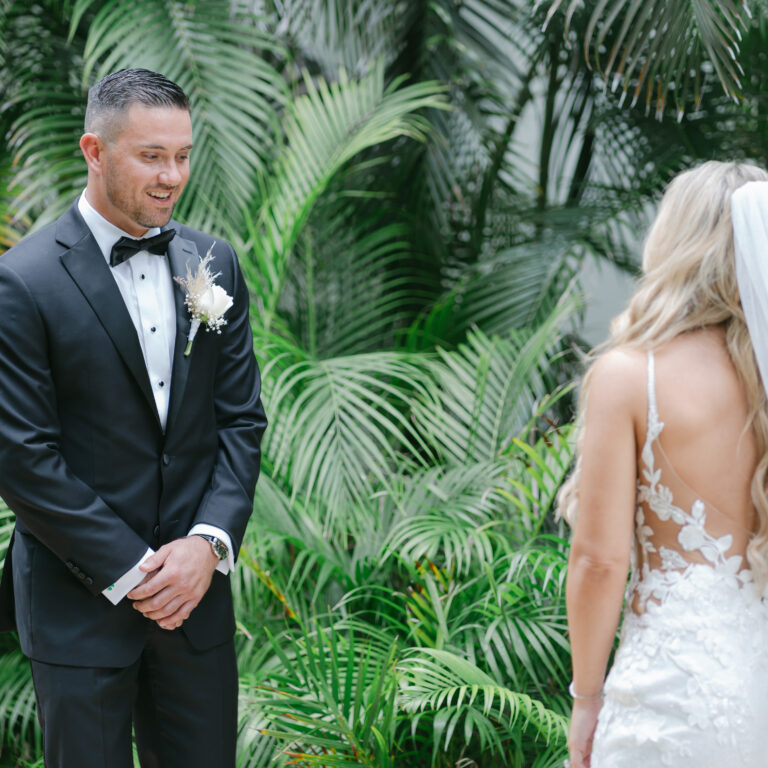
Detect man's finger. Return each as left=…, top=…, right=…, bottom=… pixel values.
left=135, top=593, right=186, bottom=621
left=127, top=569, right=172, bottom=601
left=139, top=546, right=170, bottom=573
left=156, top=600, right=196, bottom=630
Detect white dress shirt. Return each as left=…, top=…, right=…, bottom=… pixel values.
left=77, top=193, right=234, bottom=604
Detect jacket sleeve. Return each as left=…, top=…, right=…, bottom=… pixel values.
left=0, top=262, right=149, bottom=594
left=190, top=243, right=267, bottom=557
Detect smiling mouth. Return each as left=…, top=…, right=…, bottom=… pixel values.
left=147, top=191, right=173, bottom=201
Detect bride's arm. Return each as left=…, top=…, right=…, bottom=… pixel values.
left=566, top=350, right=641, bottom=764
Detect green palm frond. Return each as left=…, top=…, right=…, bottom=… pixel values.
left=237, top=474, right=367, bottom=626
left=390, top=544, right=570, bottom=695
left=0, top=502, right=13, bottom=565
left=7, top=87, right=85, bottom=228
left=0, top=160, right=30, bottom=251
left=237, top=708, right=282, bottom=768
left=281, top=200, right=426, bottom=356
left=0, top=640, right=40, bottom=760
left=246, top=60, right=447, bottom=326
left=382, top=418, right=574, bottom=578
left=389, top=0, right=550, bottom=261
left=407, top=239, right=581, bottom=349
left=544, top=0, right=753, bottom=117
left=2, top=1, right=90, bottom=229
left=247, top=624, right=398, bottom=768
left=399, top=648, right=568, bottom=761
left=459, top=545, right=571, bottom=692
left=266, top=352, right=433, bottom=525
left=413, top=295, right=579, bottom=465
left=71, top=0, right=287, bottom=237
left=382, top=462, right=514, bottom=575
left=501, top=425, right=575, bottom=537
left=240, top=495, right=357, bottom=615
left=277, top=0, right=405, bottom=76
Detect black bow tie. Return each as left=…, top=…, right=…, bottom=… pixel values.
left=109, top=229, right=176, bottom=267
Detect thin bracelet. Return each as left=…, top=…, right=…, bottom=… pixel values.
left=568, top=681, right=603, bottom=701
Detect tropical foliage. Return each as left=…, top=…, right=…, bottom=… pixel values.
left=0, top=0, right=766, bottom=765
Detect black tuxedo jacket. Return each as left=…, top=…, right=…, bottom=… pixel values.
left=0, top=202, right=267, bottom=667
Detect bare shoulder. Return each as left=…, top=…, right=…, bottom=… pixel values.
left=586, top=347, right=647, bottom=415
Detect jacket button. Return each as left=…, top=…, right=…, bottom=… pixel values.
left=77, top=572, right=85, bottom=580
left=84, top=577, right=93, bottom=586
left=153, top=525, right=160, bottom=538
left=162, top=454, right=170, bottom=466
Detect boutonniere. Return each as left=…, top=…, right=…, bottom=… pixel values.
left=173, top=244, right=233, bottom=356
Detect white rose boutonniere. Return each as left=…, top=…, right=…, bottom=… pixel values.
left=173, top=244, right=234, bottom=356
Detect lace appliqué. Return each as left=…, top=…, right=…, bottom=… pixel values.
left=630, top=388, right=753, bottom=613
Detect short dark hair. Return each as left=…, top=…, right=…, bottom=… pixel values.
left=84, top=68, right=190, bottom=141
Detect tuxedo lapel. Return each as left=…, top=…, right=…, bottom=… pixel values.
left=57, top=206, right=161, bottom=428
left=165, top=232, right=200, bottom=435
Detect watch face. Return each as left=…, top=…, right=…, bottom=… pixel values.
left=212, top=539, right=228, bottom=559
left=197, top=533, right=228, bottom=559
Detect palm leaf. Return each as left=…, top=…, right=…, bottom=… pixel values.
left=406, top=239, right=581, bottom=349
left=382, top=462, right=514, bottom=575
left=500, top=425, right=575, bottom=537
left=2, top=1, right=90, bottom=229
left=281, top=198, right=428, bottom=356
left=544, top=0, right=752, bottom=117
left=245, top=60, right=447, bottom=327
left=460, top=545, right=571, bottom=692
left=0, top=160, right=30, bottom=251
left=0, top=640, right=40, bottom=760
left=0, top=501, right=13, bottom=566
left=247, top=623, right=398, bottom=768
left=266, top=352, right=434, bottom=524
left=276, top=0, right=405, bottom=77
left=413, top=295, right=579, bottom=465
left=399, top=648, right=568, bottom=759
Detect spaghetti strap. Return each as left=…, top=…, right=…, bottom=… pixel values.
left=644, top=350, right=662, bottom=443
left=647, top=350, right=657, bottom=426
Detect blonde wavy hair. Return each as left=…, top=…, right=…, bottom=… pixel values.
left=559, top=160, right=768, bottom=586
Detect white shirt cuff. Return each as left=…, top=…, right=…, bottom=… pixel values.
left=188, top=524, right=234, bottom=575
left=102, top=548, right=155, bottom=605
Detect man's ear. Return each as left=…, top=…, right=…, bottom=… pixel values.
left=80, top=133, right=104, bottom=174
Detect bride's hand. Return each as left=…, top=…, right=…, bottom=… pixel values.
left=568, top=697, right=603, bottom=768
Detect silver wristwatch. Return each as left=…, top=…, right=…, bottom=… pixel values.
left=194, top=533, right=229, bottom=560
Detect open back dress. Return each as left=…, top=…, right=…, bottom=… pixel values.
left=591, top=351, right=768, bottom=766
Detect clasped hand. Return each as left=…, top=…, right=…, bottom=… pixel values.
left=127, top=536, right=219, bottom=631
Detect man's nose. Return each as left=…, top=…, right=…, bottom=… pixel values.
left=158, top=162, right=183, bottom=186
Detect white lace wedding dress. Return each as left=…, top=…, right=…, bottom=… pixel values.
left=590, top=352, right=768, bottom=766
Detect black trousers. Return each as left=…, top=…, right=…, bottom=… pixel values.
left=30, top=626, right=238, bottom=768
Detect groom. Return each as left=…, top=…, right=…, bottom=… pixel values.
left=0, top=69, right=267, bottom=767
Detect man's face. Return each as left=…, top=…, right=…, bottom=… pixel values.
left=97, top=104, right=193, bottom=236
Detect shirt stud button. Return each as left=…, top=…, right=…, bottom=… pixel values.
left=140, top=274, right=146, bottom=279
left=158, top=381, right=165, bottom=388
left=150, top=326, right=156, bottom=333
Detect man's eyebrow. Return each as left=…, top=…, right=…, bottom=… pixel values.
left=139, top=143, right=194, bottom=150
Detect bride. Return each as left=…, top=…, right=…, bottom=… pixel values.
left=563, top=161, right=768, bottom=767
